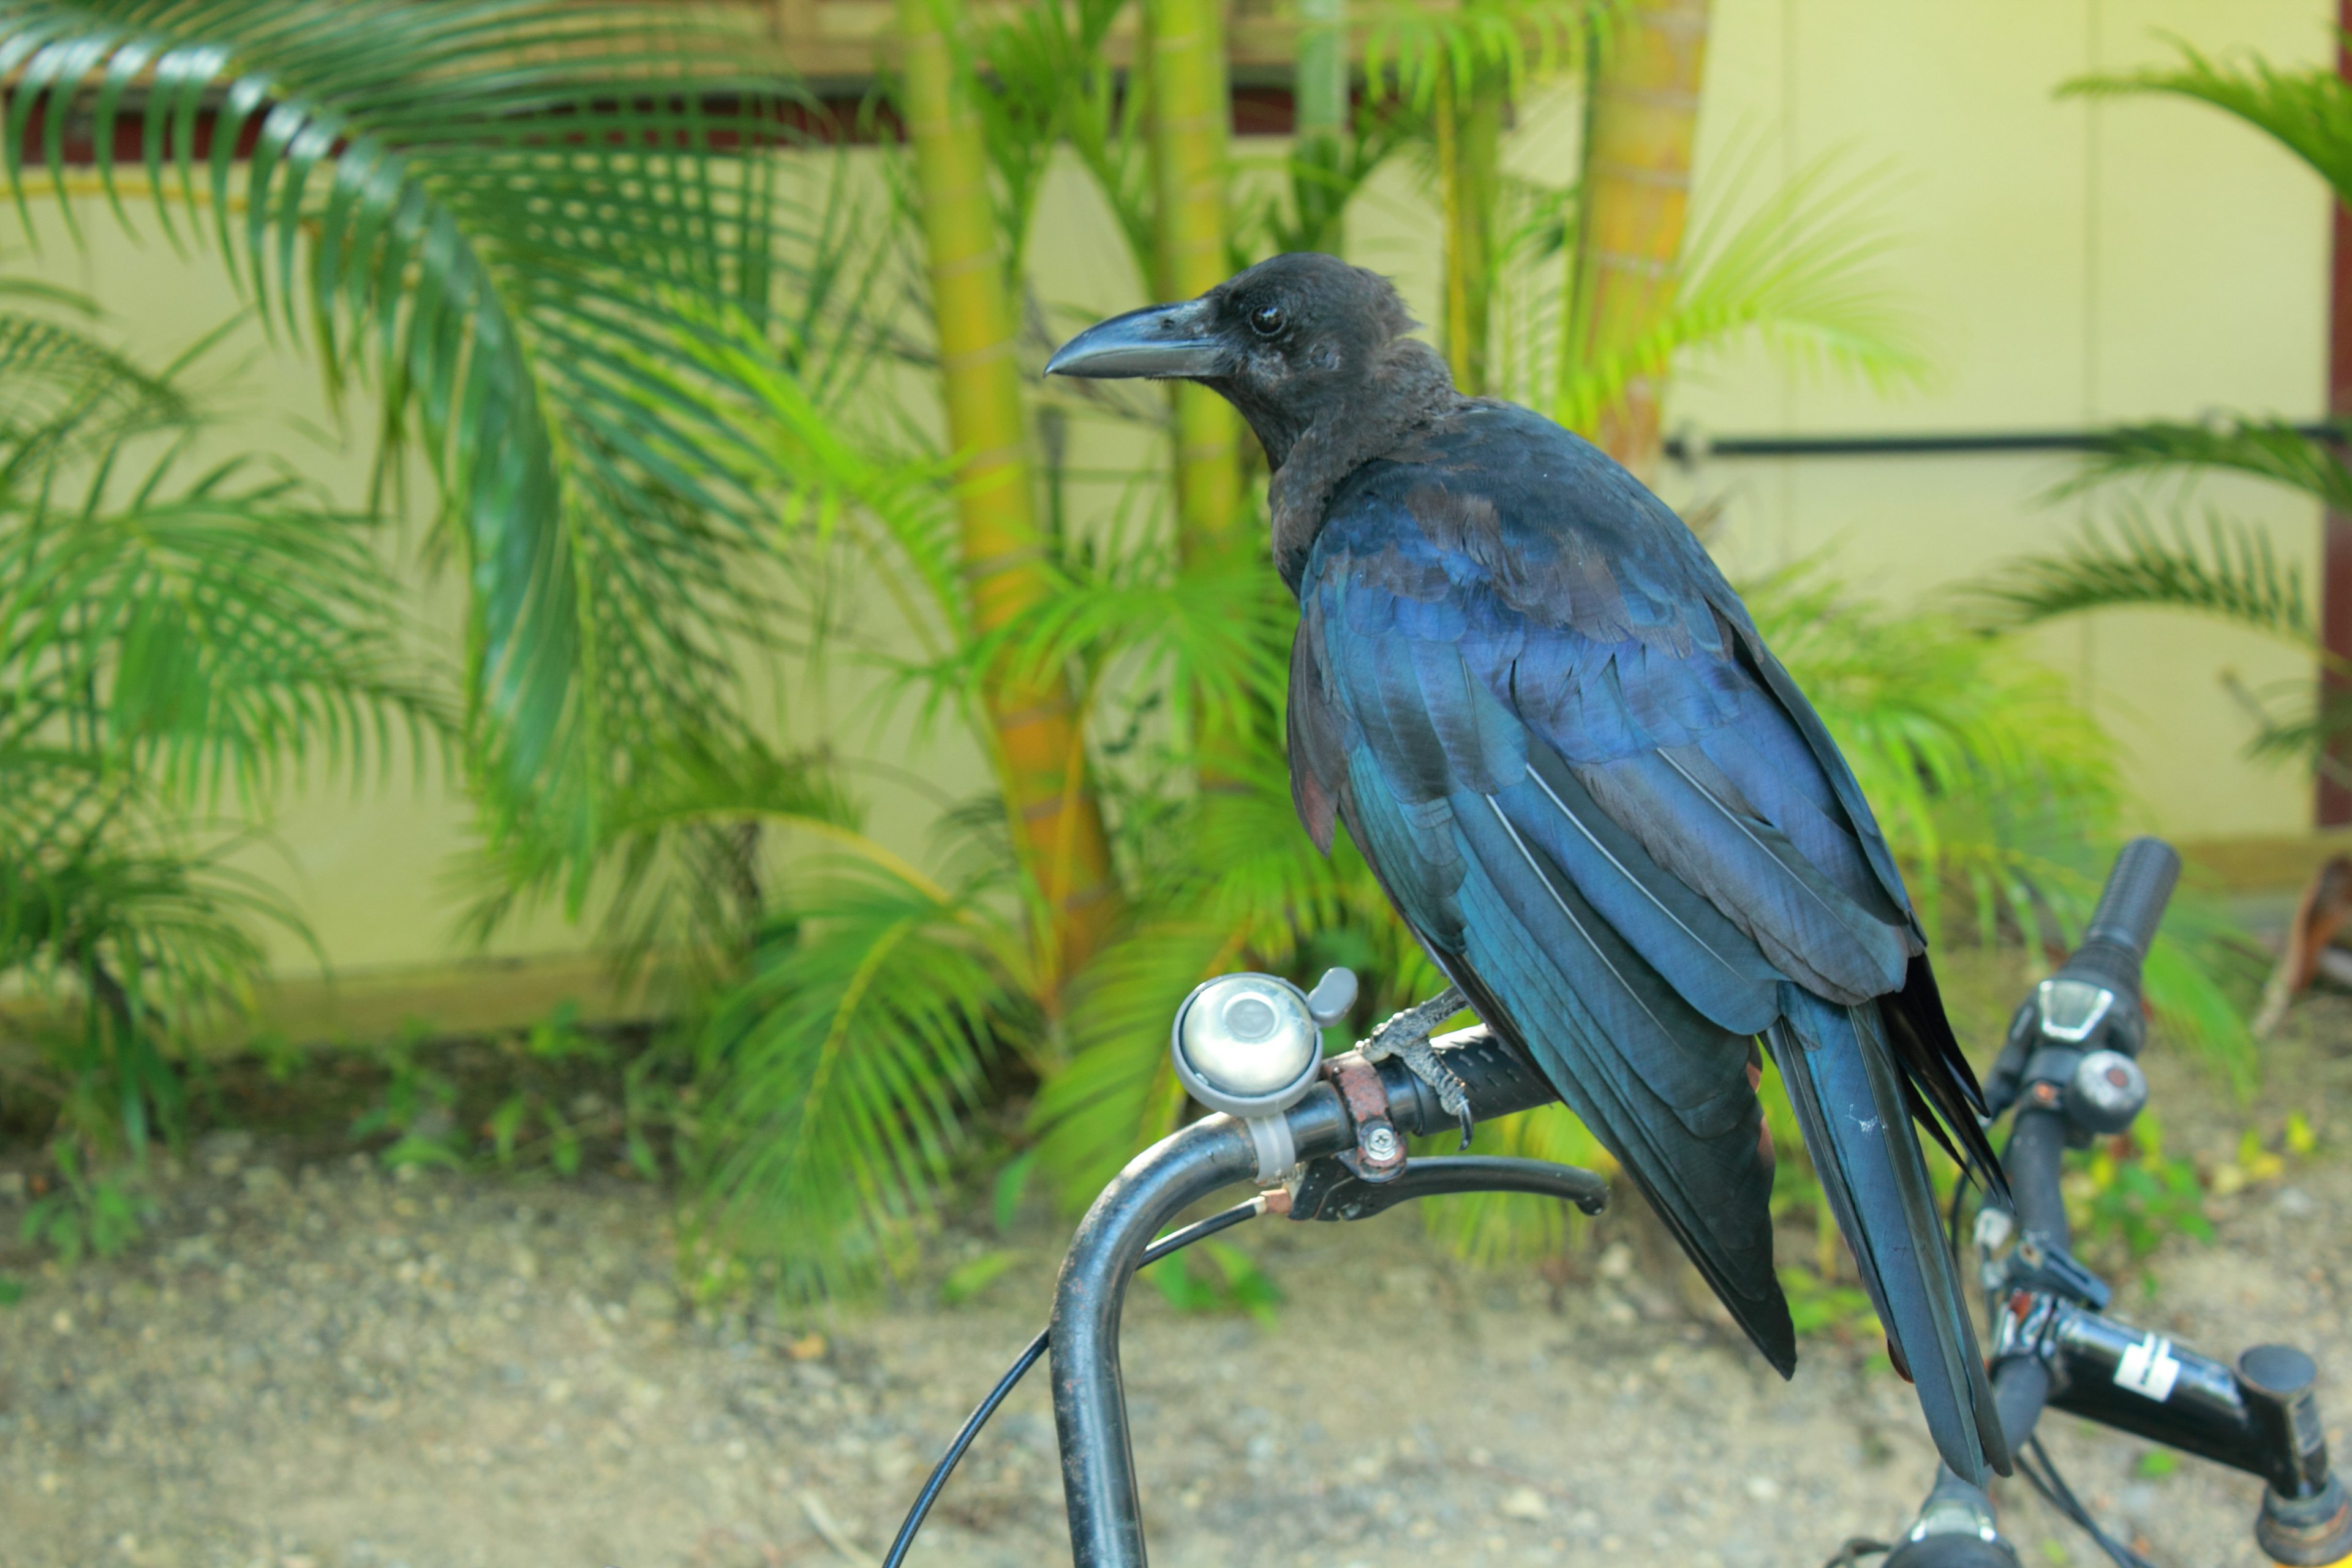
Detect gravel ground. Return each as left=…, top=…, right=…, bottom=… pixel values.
left=1, top=1018, right=2348, bottom=1568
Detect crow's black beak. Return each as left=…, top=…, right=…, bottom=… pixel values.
left=1046, top=299, right=1227, bottom=380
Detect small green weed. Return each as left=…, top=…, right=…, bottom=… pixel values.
left=1145, top=1239, right=1282, bottom=1324
left=341, top=1005, right=673, bottom=1180
left=2066, top=1116, right=2212, bottom=1261
left=992, top=1152, right=1036, bottom=1234
left=20, top=1143, right=149, bottom=1264
left=349, top=1022, right=464, bottom=1169
left=481, top=1004, right=606, bottom=1175
left=1779, top=1263, right=1881, bottom=1340
left=939, top=1248, right=1017, bottom=1306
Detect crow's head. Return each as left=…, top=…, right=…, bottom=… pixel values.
left=1046, top=252, right=1450, bottom=472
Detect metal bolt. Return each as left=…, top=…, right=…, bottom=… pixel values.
left=1360, top=1126, right=1400, bottom=1163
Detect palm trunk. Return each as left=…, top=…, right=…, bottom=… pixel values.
left=1434, top=64, right=1502, bottom=397
left=1142, top=0, right=1242, bottom=565
left=1558, top=0, right=1711, bottom=481
left=897, top=0, right=1118, bottom=984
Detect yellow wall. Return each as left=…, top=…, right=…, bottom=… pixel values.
left=1665, top=0, right=2334, bottom=842
left=2, top=0, right=2337, bottom=998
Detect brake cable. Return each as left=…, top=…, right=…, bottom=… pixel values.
left=2014, top=1436, right=2157, bottom=1568
left=877, top=1195, right=1267, bottom=1568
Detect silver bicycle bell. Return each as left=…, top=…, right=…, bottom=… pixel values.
left=1170, top=968, right=1358, bottom=1180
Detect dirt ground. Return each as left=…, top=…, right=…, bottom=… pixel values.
left=2, top=1002, right=2350, bottom=1568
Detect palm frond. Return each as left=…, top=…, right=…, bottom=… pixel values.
left=0, top=297, right=190, bottom=455
left=692, top=854, right=1023, bottom=1299
left=1751, top=562, right=2120, bottom=946
left=2052, top=418, right=2352, bottom=516
left=0, top=440, right=454, bottom=810
left=1029, top=916, right=1229, bottom=1201
left=1751, top=564, right=2255, bottom=1081
left=1234, top=97, right=1414, bottom=261
left=1556, top=146, right=1931, bottom=429
left=0, top=299, right=451, bottom=1148
left=1, top=0, right=802, bottom=867
left=2063, top=37, right=2352, bottom=205
left=968, top=0, right=1146, bottom=285
left=454, top=729, right=859, bottom=997
left=0, top=699, right=317, bottom=1149
left=1360, top=0, right=1597, bottom=110
left=1031, top=749, right=1414, bottom=1205
left=961, top=529, right=1295, bottom=755
left=690, top=308, right=969, bottom=647
left=1966, top=503, right=2315, bottom=649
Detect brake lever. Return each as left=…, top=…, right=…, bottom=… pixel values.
left=2003, top=1234, right=2113, bottom=1311
left=1285, top=1152, right=1608, bottom=1223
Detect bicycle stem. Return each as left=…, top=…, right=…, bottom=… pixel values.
left=1049, top=1085, right=1357, bottom=1567
left=1047, top=1028, right=1574, bottom=1567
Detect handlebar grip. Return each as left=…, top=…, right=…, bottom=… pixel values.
left=2080, top=836, right=2180, bottom=967
left=1379, top=1026, right=1559, bottom=1137
left=1992, top=1354, right=2051, bottom=1455
left=2005, top=1106, right=2071, bottom=1247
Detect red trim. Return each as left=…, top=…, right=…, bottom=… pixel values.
left=2321, top=8, right=2352, bottom=826
left=3, top=83, right=1305, bottom=162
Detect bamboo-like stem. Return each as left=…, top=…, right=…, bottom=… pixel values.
left=1434, top=64, right=1501, bottom=396
left=897, top=0, right=1117, bottom=989
left=1292, top=0, right=1348, bottom=252
left=1142, top=0, right=1241, bottom=566
left=1558, top=0, right=1711, bottom=481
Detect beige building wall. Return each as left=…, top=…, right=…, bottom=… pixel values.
left=1664, top=0, right=2333, bottom=842
left=1, top=0, right=2336, bottom=1005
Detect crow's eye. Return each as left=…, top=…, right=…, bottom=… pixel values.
left=1248, top=303, right=1286, bottom=339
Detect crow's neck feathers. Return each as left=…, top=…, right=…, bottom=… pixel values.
left=1262, top=336, right=1463, bottom=586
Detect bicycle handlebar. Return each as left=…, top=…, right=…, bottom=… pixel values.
left=2003, top=1108, right=2071, bottom=1253
left=1896, top=840, right=2352, bottom=1568
left=1046, top=1057, right=1599, bottom=1568
left=2076, top=837, right=2180, bottom=979
left=1977, top=846, right=2179, bottom=1504
left=1379, top=1023, right=1559, bottom=1134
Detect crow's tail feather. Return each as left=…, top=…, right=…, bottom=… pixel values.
left=1768, top=987, right=2011, bottom=1483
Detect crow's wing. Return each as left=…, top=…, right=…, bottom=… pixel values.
left=1287, top=403, right=2005, bottom=1480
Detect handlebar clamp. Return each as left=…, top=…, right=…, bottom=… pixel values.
left=1323, top=1051, right=1406, bottom=1182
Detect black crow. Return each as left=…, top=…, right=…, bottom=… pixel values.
left=1047, top=252, right=2010, bottom=1484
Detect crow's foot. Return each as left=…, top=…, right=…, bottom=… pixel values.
left=1361, top=987, right=1473, bottom=1148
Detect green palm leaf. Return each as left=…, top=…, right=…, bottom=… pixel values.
left=958, top=531, right=1295, bottom=754
left=2063, top=37, right=2352, bottom=205
left=0, top=290, right=190, bottom=455
left=1360, top=0, right=1594, bottom=110
left=454, top=728, right=858, bottom=997
left=0, top=818, right=300, bottom=1148
left=1554, top=147, right=1931, bottom=429
left=1750, top=565, right=2254, bottom=1084
left=2052, top=418, right=2352, bottom=517
left=0, top=441, right=453, bottom=810
left=0, top=305, right=450, bottom=1149
left=1967, top=503, right=2316, bottom=649
left=1, top=0, right=797, bottom=866
left=693, top=854, right=1023, bottom=1298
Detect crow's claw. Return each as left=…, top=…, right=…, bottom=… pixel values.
left=1361, top=988, right=1474, bottom=1149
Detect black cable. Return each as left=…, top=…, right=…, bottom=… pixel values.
left=878, top=1197, right=1264, bottom=1568
left=1662, top=421, right=2345, bottom=464
left=2013, top=1436, right=2156, bottom=1568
